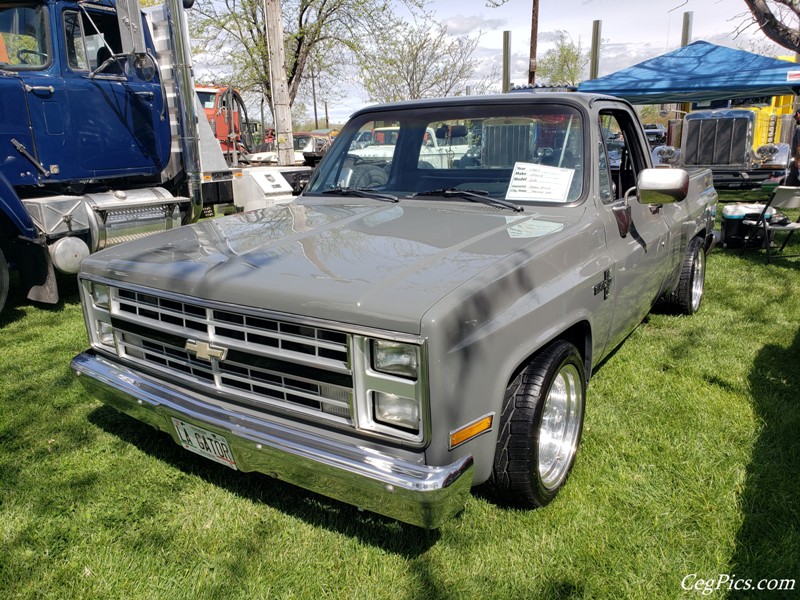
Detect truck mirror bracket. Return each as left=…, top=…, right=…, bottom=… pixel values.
left=612, top=204, right=632, bottom=238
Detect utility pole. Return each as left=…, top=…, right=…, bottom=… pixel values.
left=590, top=20, right=602, bottom=80
left=680, top=11, right=693, bottom=47
left=680, top=12, right=693, bottom=117
left=264, top=0, right=294, bottom=165
left=503, top=31, right=511, bottom=92
left=528, top=1, right=538, bottom=84
left=311, top=64, right=319, bottom=129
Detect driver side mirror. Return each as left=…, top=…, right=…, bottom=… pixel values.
left=637, top=168, right=689, bottom=205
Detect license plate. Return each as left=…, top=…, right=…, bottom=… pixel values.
left=171, top=418, right=237, bottom=470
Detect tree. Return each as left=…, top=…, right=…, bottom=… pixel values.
left=294, top=46, right=349, bottom=128
left=357, top=22, right=482, bottom=103
left=536, top=30, right=589, bottom=86
left=742, top=0, right=800, bottom=53
left=189, top=0, right=418, bottom=116
left=637, top=105, right=667, bottom=127
left=291, top=101, right=313, bottom=130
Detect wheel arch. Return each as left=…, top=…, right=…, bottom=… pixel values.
left=489, top=328, right=589, bottom=506
left=504, top=320, right=593, bottom=391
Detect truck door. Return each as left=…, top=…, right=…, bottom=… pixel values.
left=0, top=2, right=66, bottom=186
left=57, top=4, right=169, bottom=179
left=597, top=109, right=671, bottom=350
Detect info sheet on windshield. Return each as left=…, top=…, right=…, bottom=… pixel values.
left=505, top=162, right=574, bottom=203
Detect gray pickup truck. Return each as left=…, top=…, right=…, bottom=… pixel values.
left=72, top=93, right=717, bottom=528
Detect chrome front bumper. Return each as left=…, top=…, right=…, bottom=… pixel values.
left=71, top=351, right=474, bottom=529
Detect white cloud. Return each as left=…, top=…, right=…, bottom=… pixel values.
left=440, top=15, right=506, bottom=36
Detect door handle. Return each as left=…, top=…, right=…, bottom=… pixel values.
left=134, top=91, right=154, bottom=101
left=24, top=84, right=54, bottom=94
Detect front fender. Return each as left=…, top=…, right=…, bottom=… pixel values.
left=0, top=173, right=37, bottom=239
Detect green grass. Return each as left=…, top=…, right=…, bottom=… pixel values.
left=1, top=218, right=799, bottom=599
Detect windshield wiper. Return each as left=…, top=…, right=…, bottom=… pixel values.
left=321, top=187, right=399, bottom=203
left=412, top=188, right=523, bottom=212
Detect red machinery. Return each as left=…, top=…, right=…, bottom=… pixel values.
left=196, top=85, right=254, bottom=164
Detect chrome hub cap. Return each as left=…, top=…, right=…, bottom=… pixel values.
left=538, top=363, right=583, bottom=490
left=691, top=249, right=705, bottom=312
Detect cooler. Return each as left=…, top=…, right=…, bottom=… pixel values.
left=720, top=203, right=773, bottom=248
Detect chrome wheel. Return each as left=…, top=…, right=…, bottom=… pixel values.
left=537, top=363, right=584, bottom=491
left=690, top=246, right=705, bottom=313
left=664, top=236, right=705, bottom=315
left=492, top=340, right=586, bottom=507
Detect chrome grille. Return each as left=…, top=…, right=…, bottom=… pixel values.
left=482, top=123, right=535, bottom=167
left=111, top=287, right=354, bottom=424
left=683, top=117, right=750, bottom=167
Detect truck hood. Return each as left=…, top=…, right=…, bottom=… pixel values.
left=81, top=200, right=578, bottom=333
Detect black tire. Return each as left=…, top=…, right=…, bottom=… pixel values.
left=666, top=236, right=706, bottom=315
left=350, top=164, right=387, bottom=189
left=491, top=340, right=586, bottom=507
left=0, top=246, right=8, bottom=317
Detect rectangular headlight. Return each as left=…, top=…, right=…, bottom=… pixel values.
left=373, top=391, right=420, bottom=432
left=96, top=320, right=115, bottom=348
left=91, top=282, right=110, bottom=310
left=372, top=340, right=418, bottom=379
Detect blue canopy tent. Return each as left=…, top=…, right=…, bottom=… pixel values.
left=578, top=41, right=800, bottom=104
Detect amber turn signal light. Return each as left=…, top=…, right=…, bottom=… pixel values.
left=449, top=414, right=493, bottom=449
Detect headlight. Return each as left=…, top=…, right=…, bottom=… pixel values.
left=372, top=340, right=418, bottom=379
left=91, top=282, right=110, bottom=309
left=756, top=144, right=779, bottom=160
left=96, top=320, right=115, bottom=348
left=83, top=280, right=115, bottom=351
left=373, top=391, right=420, bottom=432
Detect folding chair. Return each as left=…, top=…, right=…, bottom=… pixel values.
left=742, top=186, right=800, bottom=263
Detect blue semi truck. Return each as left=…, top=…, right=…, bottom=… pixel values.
left=0, top=0, right=209, bottom=316
left=0, top=0, right=308, bottom=316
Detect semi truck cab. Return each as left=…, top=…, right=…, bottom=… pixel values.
left=0, top=0, right=209, bottom=317
left=0, top=0, right=170, bottom=187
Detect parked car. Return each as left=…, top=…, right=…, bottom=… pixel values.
left=643, top=123, right=667, bottom=145
left=248, top=133, right=330, bottom=166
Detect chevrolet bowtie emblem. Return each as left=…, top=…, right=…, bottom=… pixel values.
left=185, top=339, right=228, bottom=361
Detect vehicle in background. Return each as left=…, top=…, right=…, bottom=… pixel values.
left=73, top=92, right=717, bottom=529
left=643, top=123, right=667, bottom=146
left=607, top=137, right=626, bottom=169
left=348, top=125, right=469, bottom=171
left=0, top=0, right=305, bottom=317
left=248, top=133, right=330, bottom=166
left=654, top=93, right=796, bottom=188
left=196, top=85, right=256, bottom=166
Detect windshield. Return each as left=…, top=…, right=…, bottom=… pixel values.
left=307, top=102, right=585, bottom=204
left=294, top=135, right=312, bottom=151
left=197, top=91, right=217, bottom=109
left=0, top=4, right=50, bottom=69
